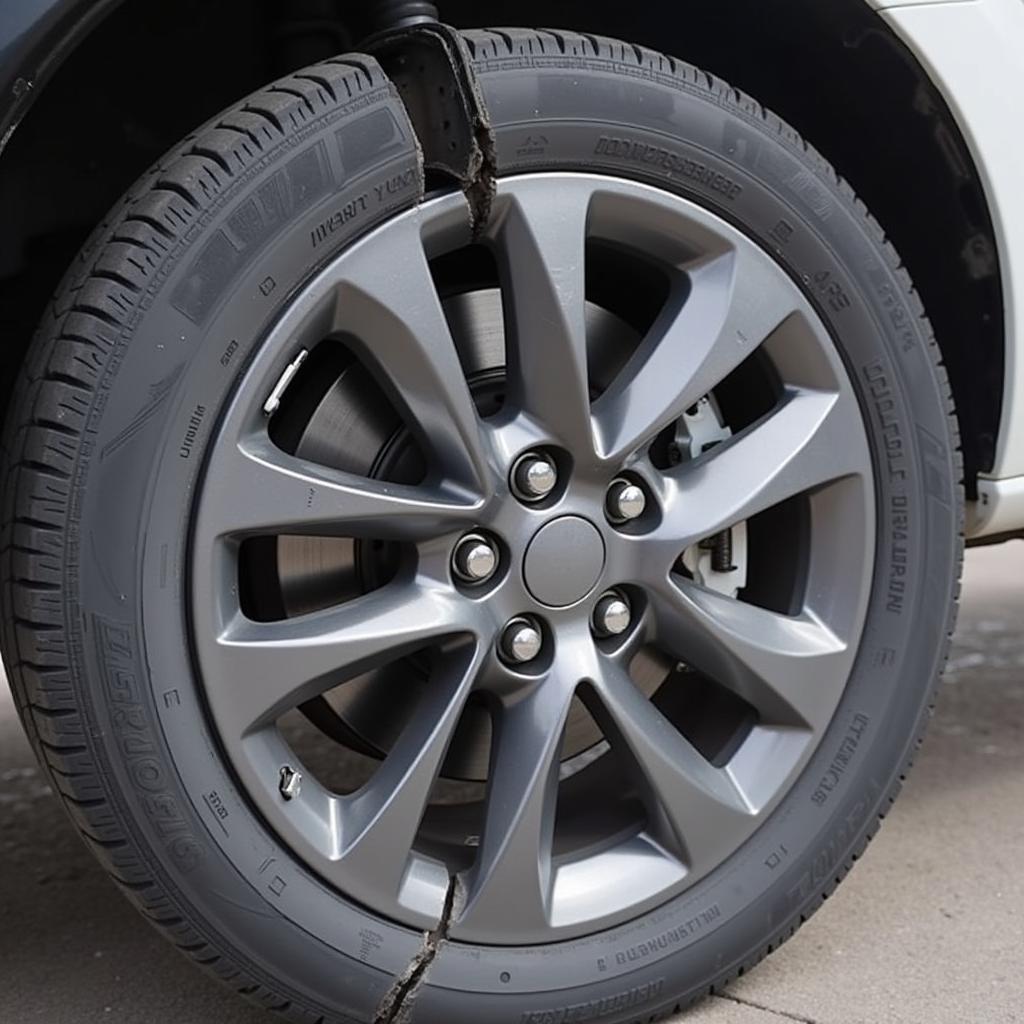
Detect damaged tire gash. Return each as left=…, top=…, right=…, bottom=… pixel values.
left=0, top=27, right=960, bottom=1024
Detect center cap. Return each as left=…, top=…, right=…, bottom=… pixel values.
left=523, top=516, right=605, bottom=608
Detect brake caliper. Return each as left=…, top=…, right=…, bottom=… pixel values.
left=676, top=397, right=749, bottom=597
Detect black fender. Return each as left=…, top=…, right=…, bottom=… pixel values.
left=0, top=0, right=123, bottom=155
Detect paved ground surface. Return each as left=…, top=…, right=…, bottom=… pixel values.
left=1, top=544, right=1021, bottom=1023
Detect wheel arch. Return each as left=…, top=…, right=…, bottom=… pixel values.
left=0, top=0, right=1005, bottom=507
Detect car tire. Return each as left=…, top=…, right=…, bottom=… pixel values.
left=0, top=29, right=961, bottom=1024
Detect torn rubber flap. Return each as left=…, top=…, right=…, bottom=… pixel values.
left=367, top=22, right=496, bottom=234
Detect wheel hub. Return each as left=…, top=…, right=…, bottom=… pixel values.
left=522, top=515, right=605, bottom=608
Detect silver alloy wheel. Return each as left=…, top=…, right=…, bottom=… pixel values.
left=190, top=173, right=875, bottom=945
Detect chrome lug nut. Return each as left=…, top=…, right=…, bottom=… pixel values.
left=606, top=478, right=646, bottom=523
left=500, top=617, right=544, bottom=665
left=512, top=452, right=557, bottom=502
left=279, top=765, right=302, bottom=801
left=453, top=533, right=499, bottom=584
left=593, top=591, right=632, bottom=638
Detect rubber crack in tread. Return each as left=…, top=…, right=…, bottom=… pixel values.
left=371, top=26, right=496, bottom=236
left=456, top=28, right=497, bottom=237
left=714, top=992, right=820, bottom=1024
left=373, top=878, right=459, bottom=1024
left=464, top=97, right=497, bottom=238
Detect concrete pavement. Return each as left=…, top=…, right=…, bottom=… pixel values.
left=1, top=544, right=1022, bottom=1023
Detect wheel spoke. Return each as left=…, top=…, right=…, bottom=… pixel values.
left=337, top=642, right=485, bottom=899
left=593, top=246, right=799, bottom=463
left=207, top=432, right=484, bottom=540
left=208, top=582, right=469, bottom=739
left=189, top=175, right=880, bottom=943
left=334, top=216, right=488, bottom=490
left=653, top=388, right=866, bottom=550
left=650, top=579, right=849, bottom=730
left=586, top=662, right=754, bottom=869
left=453, top=678, right=576, bottom=939
left=490, top=180, right=595, bottom=455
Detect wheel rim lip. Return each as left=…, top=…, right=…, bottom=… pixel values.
left=188, top=172, right=876, bottom=945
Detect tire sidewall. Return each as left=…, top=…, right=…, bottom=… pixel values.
left=71, top=50, right=958, bottom=1023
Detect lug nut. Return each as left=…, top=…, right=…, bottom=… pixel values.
left=606, top=478, right=647, bottom=523
left=593, top=591, right=632, bottom=638
left=453, top=533, right=499, bottom=584
left=279, top=765, right=302, bottom=801
left=499, top=616, right=544, bottom=665
left=512, top=452, right=557, bottom=502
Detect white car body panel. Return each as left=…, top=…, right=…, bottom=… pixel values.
left=865, top=0, right=1024, bottom=536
